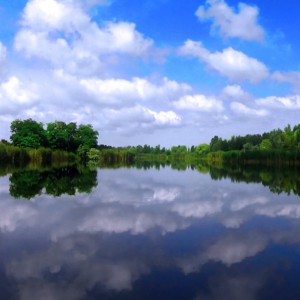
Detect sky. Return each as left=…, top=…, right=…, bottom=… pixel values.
left=0, top=0, right=300, bottom=146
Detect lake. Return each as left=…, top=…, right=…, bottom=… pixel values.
left=1, top=164, right=300, bottom=299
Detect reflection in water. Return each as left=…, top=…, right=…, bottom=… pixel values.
left=9, top=167, right=98, bottom=199
left=1, top=164, right=300, bottom=299
left=206, top=163, right=300, bottom=197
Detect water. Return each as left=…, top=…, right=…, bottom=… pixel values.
left=1, top=164, right=300, bottom=299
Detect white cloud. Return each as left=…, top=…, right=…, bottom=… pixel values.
left=221, top=85, right=251, bottom=102
left=272, top=71, right=300, bottom=91
left=174, top=94, right=223, bottom=112
left=103, top=106, right=182, bottom=131
left=15, top=30, right=71, bottom=63
left=6, top=234, right=151, bottom=295
left=0, top=67, right=190, bottom=140
left=222, top=216, right=244, bottom=229
left=0, top=199, right=37, bottom=233
left=21, top=0, right=89, bottom=32
left=179, top=40, right=269, bottom=83
left=172, top=201, right=223, bottom=218
left=230, top=196, right=270, bottom=211
left=15, top=0, right=153, bottom=76
left=205, top=234, right=267, bottom=266
left=256, top=95, right=300, bottom=110
left=152, top=188, right=180, bottom=203
left=256, top=204, right=300, bottom=219
left=230, top=102, right=269, bottom=117
left=1, top=77, right=34, bottom=104
left=80, top=76, right=191, bottom=105
left=177, top=233, right=268, bottom=274
left=196, top=0, right=264, bottom=42
left=82, top=22, right=153, bottom=55
left=0, top=76, right=38, bottom=107
left=149, top=110, right=181, bottom=126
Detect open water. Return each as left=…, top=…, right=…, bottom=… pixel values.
left=1, top=164, right=300, bottom=299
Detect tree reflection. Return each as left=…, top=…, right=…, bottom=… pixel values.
left=9, top=166, right=97, bottom=199
left=8, top=160, right=300, bottom=199
left=203, top=162, right=300, bottom=197
left=9, top=170, right=45, bottom=199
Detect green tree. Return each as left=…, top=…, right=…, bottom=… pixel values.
left=46, top=121, right=77, bottom=151
left=143, top=144, right=151, bottom=153
left=195, top=144, right=210, bottom=155
left=260, top=139, right=272, bottom=150
left=87, top=148, right=101, bottom=161
left=74, top=124, right=99, bottom=149
left=210, top=136, right=223, bottom=152
left=10, top=119, right=47, bottom=148
left=243, top=143, right=254, bottom=151
left=154, top=145, right=161, bottom=154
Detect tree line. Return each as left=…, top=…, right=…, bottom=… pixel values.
left=98, top=144, right=192, bottom=155
left=209, top=124, right=300, bottom=152
left=98, top=123, right=300, bottom=157
left=2, top=119, right=300, bottom=166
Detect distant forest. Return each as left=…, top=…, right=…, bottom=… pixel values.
left=209, top=123, right=300, bottom=152
left=98, top=123, right=300, bottom=155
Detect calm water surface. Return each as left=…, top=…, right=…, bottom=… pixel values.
left=1, top=165, right=300, bottom=299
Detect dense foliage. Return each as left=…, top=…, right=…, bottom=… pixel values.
left=10, top=119, right=47, bottom=148
left=10, top=119, right=99, bottom=152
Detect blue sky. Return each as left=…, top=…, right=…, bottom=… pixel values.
left=0, top=0, right=300, bottom=146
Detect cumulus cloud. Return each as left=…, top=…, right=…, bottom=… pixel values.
left=174, top=94, right=223, bottom=112
left=14, top=0, right=153, bottom=76
left=196, top=0, right=264, bottom=42
left=0, top=77, right=38, bottom=105
left=21, top=0, right=89, bottom=32
left=80, top=76, right=191, bottom=106
left=0, top=77, right=39, bottom=117
left=0, top=68, right=189, bottom=137
left=101, top=106, right=181, bottom=133
left=256, top=95, right=300, bottom=110
left=230, top=102, right=269, bottom=117
left=149, top=110, right=181, bottom=126
left=179, top=40, right=269, bottom=83
left=221, top=84, right=251, bottom=102
left=272, top=71, right=300, bottom=92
